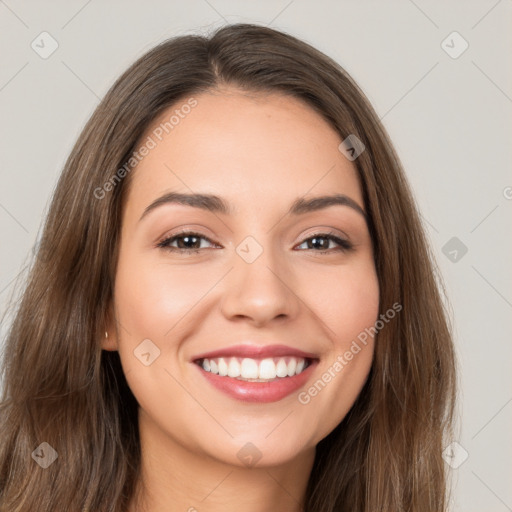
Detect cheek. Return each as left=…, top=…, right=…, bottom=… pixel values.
left=295, top=259, right=379, bottom=438
left=308, top=258, right=380, bottom=344
left=112, top=250, right=217, bottom=416
left=115, top=252, right=215, bottom=339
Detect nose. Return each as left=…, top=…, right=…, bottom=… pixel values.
left=220, top=244, right=301, bottom=327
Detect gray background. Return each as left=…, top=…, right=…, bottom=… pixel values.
left=0, top=1, right=511, bottom=510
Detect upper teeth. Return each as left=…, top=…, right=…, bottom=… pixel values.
left=200, top=356, right=308, bottom=380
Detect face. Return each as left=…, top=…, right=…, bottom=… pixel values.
left=104, top=88, right=379, bottom=467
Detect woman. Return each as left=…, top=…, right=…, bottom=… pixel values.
left=0, top=23, right=457, bottom=511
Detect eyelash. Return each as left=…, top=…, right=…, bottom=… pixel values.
left=156, top=230, right=353, bottom=255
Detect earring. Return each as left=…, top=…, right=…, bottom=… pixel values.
left=105, top=331, right=108, bottom=339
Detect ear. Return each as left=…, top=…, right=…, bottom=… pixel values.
left=101, top=303, right=119, bottom=351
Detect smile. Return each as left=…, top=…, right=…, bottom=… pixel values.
left=193, top=355, right=319, bottom=403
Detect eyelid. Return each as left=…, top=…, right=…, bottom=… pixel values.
left=155, top=229, right=218, bottom=250
left=299, top=226, right=350, bottom=242
left=154, top=225, right=217, bottom=245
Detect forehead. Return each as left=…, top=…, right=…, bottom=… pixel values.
left=125, top=89, right=363, bottom=217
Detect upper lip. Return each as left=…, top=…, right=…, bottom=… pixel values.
left=192, top=344, right=319, bottom=361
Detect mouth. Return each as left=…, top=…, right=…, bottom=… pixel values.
left=192, top=348, right=320, bottom=403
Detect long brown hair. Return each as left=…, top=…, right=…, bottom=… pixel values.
left=0, top=23, right=457, bottom=511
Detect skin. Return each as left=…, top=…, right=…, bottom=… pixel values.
left=102, top=87, right=380, bottom=512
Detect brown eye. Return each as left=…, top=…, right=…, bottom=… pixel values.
left=156, top=231, right=217, bottom=253
left=296, top=233, right=353, bottom=253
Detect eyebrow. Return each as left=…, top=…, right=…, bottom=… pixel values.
left=139, top=191, right=367, bottom=222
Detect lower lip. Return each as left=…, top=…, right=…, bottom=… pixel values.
left=194, top=360, right=318, bottom=403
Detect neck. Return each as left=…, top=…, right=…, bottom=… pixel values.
left=129, top=408, right=315, bottom=512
